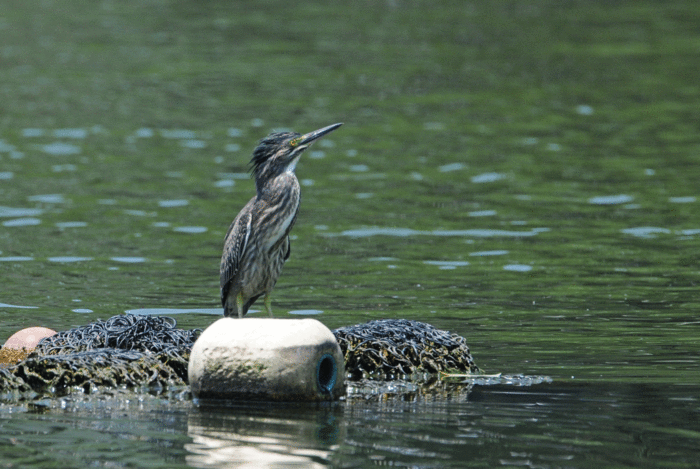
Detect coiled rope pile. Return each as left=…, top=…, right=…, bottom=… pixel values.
left=333, top=319, right=479, bottom=379
left=0, top=314, right=478, bottom=395
left=0, top=314, right=200, bottom=394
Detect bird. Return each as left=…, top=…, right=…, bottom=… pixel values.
left=220, top=122, right=343, bottom=318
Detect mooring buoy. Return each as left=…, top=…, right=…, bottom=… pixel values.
left=188, top=318, right=345, bottom=402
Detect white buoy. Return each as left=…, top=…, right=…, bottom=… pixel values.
left=188, top=318, right=345, bottom=402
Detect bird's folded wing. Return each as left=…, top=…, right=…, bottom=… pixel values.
left=220, top=209, right=253, bottom=303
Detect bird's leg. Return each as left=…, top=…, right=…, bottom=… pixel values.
left=235, top=292, right=245, bottom=319
left=264, top=294, right=274, bottom=317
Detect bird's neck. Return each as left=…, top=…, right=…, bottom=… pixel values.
left=256, top=172, right=300, bottom=203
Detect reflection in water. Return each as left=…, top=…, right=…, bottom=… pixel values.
left=0, top=381, right=694, bottom=468
left=186, top=404, right=341, bottom=469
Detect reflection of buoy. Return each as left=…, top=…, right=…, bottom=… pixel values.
left=0, top=327, right=56, bottom=365
left=188, top=318, right=345, bottom=402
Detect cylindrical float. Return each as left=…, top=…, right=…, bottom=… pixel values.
left=188, top=318, right=345, bottom=402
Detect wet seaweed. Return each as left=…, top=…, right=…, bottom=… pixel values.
left=333, top=319, right=480, bottom=380
left=1, top=313, right=200, bottom=395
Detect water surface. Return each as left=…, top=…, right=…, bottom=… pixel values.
left=1, top=0, right=699, bottom=467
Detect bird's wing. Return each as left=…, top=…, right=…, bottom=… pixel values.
left=220, top=203, right=254, bottom=305
left=283, top=234, right=291, bottom=261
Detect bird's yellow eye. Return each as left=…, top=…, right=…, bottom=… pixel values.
left=289, top=137, right=302, bottom=147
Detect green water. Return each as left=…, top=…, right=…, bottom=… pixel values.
left=1, top=0, right=699, bottom=467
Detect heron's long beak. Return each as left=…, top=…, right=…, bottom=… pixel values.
left=298, top=123, right=343, bottom=145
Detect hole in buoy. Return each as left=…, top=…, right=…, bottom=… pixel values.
left=316, top=354, right=337, bottom=394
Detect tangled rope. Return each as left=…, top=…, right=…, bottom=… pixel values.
left=333, top=319, right=479, bottom=379
left=0, top=315, right=479, bottom=397
left=35, top=314, right=198, bottom=359
left=1, top=314, right=200, bottom=395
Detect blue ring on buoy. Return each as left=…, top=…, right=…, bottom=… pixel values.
left=316, top=353, right=337, bottom=394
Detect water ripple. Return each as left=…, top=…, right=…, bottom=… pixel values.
left=0, top=140, right=16, bottom=152
left=160, top=129, right=196, bottom=139
left=424, top=261, right=470, bottom=269
left=621, top=227, right=671, bottom=238
left=135, top=127, right=154, bottom=138
left=22, top=128, right=45, bottom=137
left=2, top=218, right=41, bottom=227
left=0, top=207, right=43, bottom=217
left=48, top=256, right=93, bottom=262
left=470, top=250, right=509, bottom=256
left=180, top=139, right=207, bottom=149
left=669, top=196, right=696, bottom=203
left=126, top=307, right=221, bottom=315
left=173, top=226, right=208, bottom=234
left=55, top=222, right=87, bottom=228
left=468, top=210, right=497, bottom=217
left=471, top=172, right=506, bottom=183
left=28, top=194, right=65, bottom=203
left=503, top=264, right=533, bottom=272
left=588, top=194, right=634, bottom=205
left=439, top=162, right=466, bottom=172
left=288, top=309, right=324, bottom=315
left=110, top=257, right=147, bottom=263
left=53, top=128, right=87, bottom=139
left=0, top=302, right=38, bottom=309
left=335, top=227, right=549, bottom=238
left=41, top=142, right=81, bottom=155
left=158, top=199, right=189, bottom=208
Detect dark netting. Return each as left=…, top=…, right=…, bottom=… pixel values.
left=0, top=314, right=200, bottom=395
left=0, top=366, right=29, bottom=392
left=1, top=314, right=479, bottom=396
left=35, top=314, right=199, bottom=359
left=333, top=319, right=480, bottom=380
left=14, top=349, right=184, bottom=393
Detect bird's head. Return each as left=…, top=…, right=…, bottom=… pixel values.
left=250, top=123, right=342, bottom=188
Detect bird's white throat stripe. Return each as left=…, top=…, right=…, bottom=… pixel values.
left=285, top=154, right=302, bottom=173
